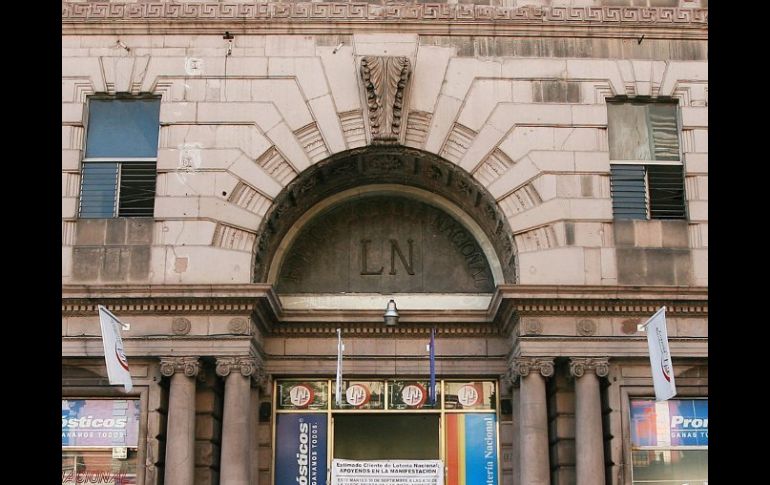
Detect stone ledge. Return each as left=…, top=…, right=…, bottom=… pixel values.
left=62, top=3, right=708, bottom=38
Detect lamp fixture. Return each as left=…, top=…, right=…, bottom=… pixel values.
left=384, top=299, right=399, bottom=326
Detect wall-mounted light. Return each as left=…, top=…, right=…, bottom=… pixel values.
left=384, top=299, right=399, bottom=326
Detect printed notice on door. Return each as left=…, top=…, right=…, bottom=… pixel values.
left=332, top=459, right=444, bottom=485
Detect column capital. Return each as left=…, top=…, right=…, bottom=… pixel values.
left=160, top=356, right=200, bottom=377
left=216, top=356, right=260, bottom=378
left=569, top=357, right=610, bottom=378
left=512, top=356, right=555, bottom=381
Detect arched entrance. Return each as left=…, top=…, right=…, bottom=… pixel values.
left=252, top=146, right=518, bottom=286
left=259, top=147, right=514, bottom=485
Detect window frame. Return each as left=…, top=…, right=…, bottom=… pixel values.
left=607, top=97, right=688, bottom=220
left=78, top=95, right=161, bottom=219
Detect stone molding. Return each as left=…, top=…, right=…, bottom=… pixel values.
left=511, top=356, right=554, bottom=381
left=62, top=283, right=707, bottom=336
left=361, top=56, right=411, bottom=145
left=160, top=356, right=201, bottom=377
left=569, top=357, right=610, bottom=378
left=62, top=3, right=708, bottom=27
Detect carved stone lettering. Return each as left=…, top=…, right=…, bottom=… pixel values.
left=277, top=196, right=494, bottom=293
left=360, top=239, right=383, bottom=275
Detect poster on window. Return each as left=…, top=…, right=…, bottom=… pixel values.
left=331, top=459, right=444, bottom=485
left=630, top=399, right=708, bottom=447
left=62, top=399, right=141, bottom=447
left=445, top=413, right=498, bottom=485
left=275, top=414, right=328, bottom=485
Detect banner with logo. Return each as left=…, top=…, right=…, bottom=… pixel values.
left=331, top=459, right=443, bottom=485
left=275, top=414, right=328, bottom=485
left=643, top=306, right=676, bottom=401
left=98, top=305, right=133, bottom=392
left=62, top=399, right=141, bottom=447
left=630, top=399, right=708, bottom=447
left=445, top=413, right=498, bottom=485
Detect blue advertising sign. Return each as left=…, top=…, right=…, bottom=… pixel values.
left=62, top=399, right=141, bottom=447
left=275, top=414, right=328, bottom=485
left=630, top=399, right=708, bottom=447
left=446, top=413, right=498, bottom=485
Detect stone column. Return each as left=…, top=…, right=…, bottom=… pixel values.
left=569, top=358, right=610, bottom=485
left=160, top=357, right=200, bottom=485
left=512, top=357, right=554, bottom=485
left=510, top=379, right=521, bottom=485
left=217, top=357, right=259, bottom=485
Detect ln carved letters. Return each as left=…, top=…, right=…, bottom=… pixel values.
left=360, top=239, right=415, bottom=276
left=276, top=196, right=494, bottom=293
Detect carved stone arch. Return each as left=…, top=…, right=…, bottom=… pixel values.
left=252, top=146, right=518, bottom=286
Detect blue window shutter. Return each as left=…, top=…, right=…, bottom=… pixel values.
left=85, top=98, right=161, bottom=158
left=611, top=165, right=647, bottom=220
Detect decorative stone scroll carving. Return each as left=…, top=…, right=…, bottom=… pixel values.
left=160, top=356, right=200, bottom=377
left=576, top=318, right=597, bottom=336
left=511, top=356, right=555, bottom=382
left=227, top=317, right=249, bottom=335
left=216, top=356, right=259, bottom=378
left=569, top=357, right=610, bottom=378
left=360, top=56, right=411, bottom=145
left=171, top=317, right=191, bottom=335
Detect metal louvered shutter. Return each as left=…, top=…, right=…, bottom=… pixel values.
left=648, top=164, right=686, bottom=219
left=118, top=162, right=157, bottom=217
left=611, top=164, right=647, bottom=220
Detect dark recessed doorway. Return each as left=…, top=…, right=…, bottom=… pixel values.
left=333, top=414, right=440, bottom=460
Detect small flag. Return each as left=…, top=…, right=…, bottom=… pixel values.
left=335, top=328, right=343, bottom=406
left=98, top=305, right=133, bottom=392
left=429, top=328, right=436, bottom=405
left=641, top=306, right=676, bottom=401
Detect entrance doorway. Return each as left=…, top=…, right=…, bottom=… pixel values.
left=333, top=414, right=440, bottom=460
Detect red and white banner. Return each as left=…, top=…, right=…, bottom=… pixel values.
left=643, top=306, right=676, bottom=401
left=98, top=305, right=133, bottom=392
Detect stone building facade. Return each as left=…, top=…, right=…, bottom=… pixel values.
left=62, top=1, right=708, bottom=484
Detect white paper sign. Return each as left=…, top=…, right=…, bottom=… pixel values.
left=331, top=459, right=444, bottom=485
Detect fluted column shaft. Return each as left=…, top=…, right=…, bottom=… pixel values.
left=217, top=357, right=259, bottom=485
left=160, top=357, right=200, bottom=485
left=570, top=358, right=610, bottom=485
left=513, top=357, right=554, bottom=485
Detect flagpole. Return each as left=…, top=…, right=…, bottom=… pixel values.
left=335, top=328, right=342, bottom=406
left=429, top=327, right=436, bottom=405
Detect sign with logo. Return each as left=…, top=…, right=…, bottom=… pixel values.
left=275, top=414, right=328, bottom=485
left=630, top=399, right=708, bottom=447
left=457, top=385, right=480, bottom=407
left=62, top=399, right=140, bottom=447
left=401, top=383, right=427, bottom=407
left=331, top=459, right=444, bottom=485
left=389, top=380, right=438, bottom=409
left=278, top=381, right=328, bottom=410
left=290, top=384, right=315, bottom=408
left=345, top=384, right=371, bottom=408
left=445, top=413, right=498, bottom=485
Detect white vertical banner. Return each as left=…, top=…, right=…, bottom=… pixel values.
left=642, top=306, right=676, bottom=401
left=335, top=328, right=343, bottom=406
left=98, top=305, right=133, bottom=392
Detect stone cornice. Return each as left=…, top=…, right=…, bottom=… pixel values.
left=62, top=3, right=707, bottom=39
left=62, top=283, right=707, bottom=336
